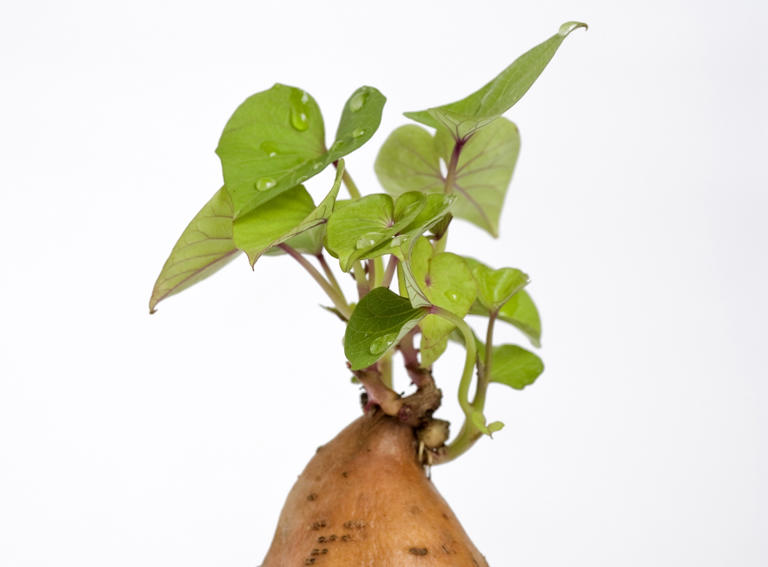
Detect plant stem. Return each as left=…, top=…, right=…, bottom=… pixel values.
left=372, top=256, right=384, bottom=287
left=353, top=261, right=369, bottom=298
left=443, top=139, right=465, bottom=194
left=381, top=255, right=398, bottom=288
left=474, top=311, right=498, bottom=409
left=431, top=307, right=476, bottom=423
left=434, top=230, right=448, bottom=253
left=398, top=327, right=432, bottom=388
left=378, top=353, right=393, bottom=389
left=317, top=251, right=346, bottom=301
left=341, top=169, right=361, bottom=199
left=279, top=244, right=351, bottom=319
left=355, top=365, right=401, bottom=416
left=367, top=259, right=376, bottom=288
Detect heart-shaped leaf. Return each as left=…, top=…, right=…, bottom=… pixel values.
left=376, top=118, right=520, bottom=236
left=217, top=84, right=385, bottom=219
left=462, top=257, right=529, bottom=312
left=406, top=238, right=477, bottom=366
left=325, top=192, right=426, bottom=272
left=234, top=161, right=345, bottom=264
left=404, top=22, right=587, bottom=139
left=488, top=344, right=544, bottom=389
left=149, top=187, right=240, bottom=313
left=344, top=287, right=428, bottom=370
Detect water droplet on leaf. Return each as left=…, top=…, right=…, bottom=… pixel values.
left=260, top=141, right=280, bottom=158
left=369, top=333, right=397, bottom=355
left=290, top=89, right=311, bottom=131
left=445, top=289, right=460, bottom=303
left=312, top=161, right=324, bottom=171
left=354, top=232, right=382, bottom=250
left=352, top=128, right=366, bottom=138
left=349, top=88, right=369, bottom=112
left=256, top=177, right=277, bottom=192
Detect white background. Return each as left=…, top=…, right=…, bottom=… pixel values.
left=1, top=0, right=766, bottom=565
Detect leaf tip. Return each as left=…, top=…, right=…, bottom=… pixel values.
left=558, top=21, right=588, bottom=37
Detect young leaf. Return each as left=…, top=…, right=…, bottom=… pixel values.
left=216, top=84, right=325, bottom=218
left=149, top=187, right=239, bottom=313
left=407, top=238, right=478, bottom=366
left=488, top=344, right=544, bottom=389
left=344, top=287, right=427, bottom=370
left=462, top=257, right=529, bottom=312
left=376, top=118, right=520, bottom=236
left=217, top=84, right=385, bottom=219
left=233, top=161, right=345, bottom=264
left=404, top=22, right=587, bottom=138
left=470, top=288, right=542, bottom=347
left=325, top=192, right=426, bottom=272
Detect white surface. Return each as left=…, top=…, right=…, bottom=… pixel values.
left=1, top=1, right=766, bottom=565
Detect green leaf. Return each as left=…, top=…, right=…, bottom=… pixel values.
left=344, top=287, right=427, bottom=370
left=334, top=85, right=386, bottom=152
left=217, top=84, right=385, bottom=219
left=149, top=187, right=239, bottom=313
left=463, top=257, right=529, bottom=312
left=404, top=22, right=587, bottom=138
left=234, top=161, right=345, bottom=264
left=470, top=288, right=542, bottom=348
left=376, top=118, right=520, bottom=236
left=406, top=238, right=477, bottom=366
left=488, top=344, right=544, bottom=389
left=498, top=289, right=542, bottom=347
left=437, top=118, right=520, bottom=235
left=325, top=192, right=426, bottom=272
left=374, top=125, right=444, bottom=195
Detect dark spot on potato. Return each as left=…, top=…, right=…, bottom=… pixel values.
left=341, top=534, right=351, bottom=542
left=442, top=512, right=449, bottom=520
left=343, top=520, right=365, bottom=529
left=341, top=471, right=349, bottom=478
left=321, top=548, right=328, bottom=554
left=311, top=520, right=327, bottom=530
left=304, top=559, right=316, bottom=565
left=307, top=493, right=318, bottom=501
left=409, top=547, right=429, bottom=556
left=328, top=534, right=337, bottom=542
left=410, top=505, right=421, bottom=515
left=310, top=549, right=320, bottom=556
left=317, top=536, right=326, bottom=544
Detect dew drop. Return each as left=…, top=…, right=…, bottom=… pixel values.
left=312, top=161, right=324, bottom=171
left=352, top=127, right=366, bottom=138
left=256, top=177, right=277, bottom=192
left=354, top=232, right=382, bottom=249
left=290, top=89, right=311, bottom=131
left=444, top=289, right=460, bottom=303
left=349, top=88, right=369, bottom=112
left=369, top=333, right=397, bottom=355
left=291, top=110, right=309, bottom=131
left=260, top=141, right=280, bottom=158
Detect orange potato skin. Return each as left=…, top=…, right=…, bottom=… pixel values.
left=261, top=412, right=489, bottom=566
